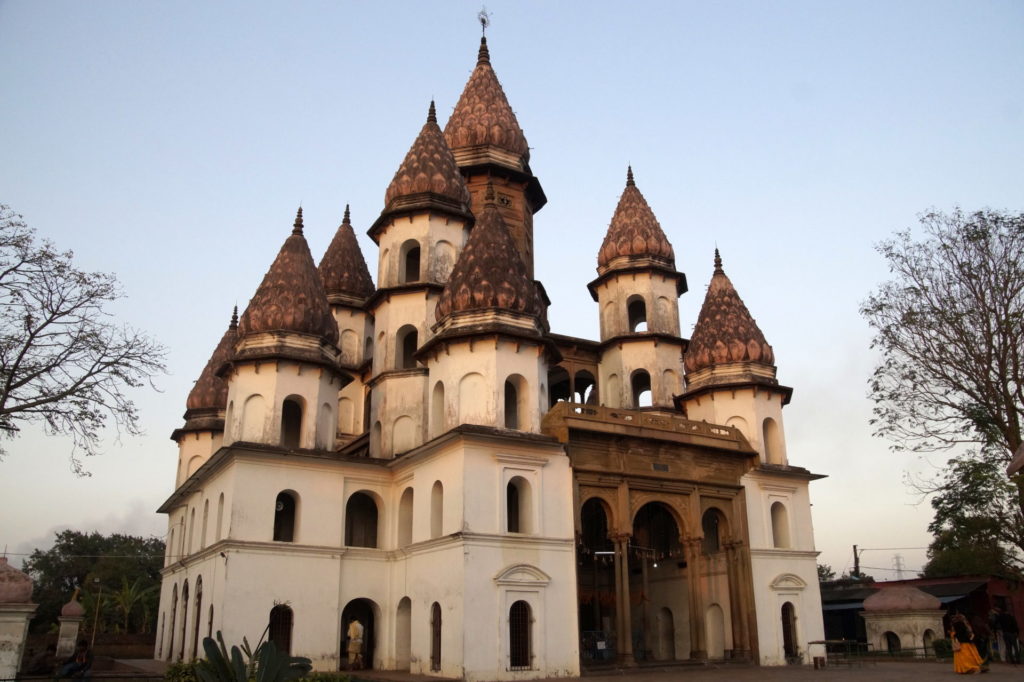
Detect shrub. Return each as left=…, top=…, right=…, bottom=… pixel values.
left=165, top=661, right=199, bottom=682
left=932, top=638, right=953, bottom=660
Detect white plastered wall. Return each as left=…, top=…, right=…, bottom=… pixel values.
left=742, top=470, right=824, bottom=665
left=427, top=337, right=548, bottom=435
left=223, top=359, right=342, bottom=450
left=681, top=387, right=788, bottom=464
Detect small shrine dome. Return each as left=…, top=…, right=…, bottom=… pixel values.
left=0, top=557, right=33, bottom=603
left=863, top=586, right=941, bottom=611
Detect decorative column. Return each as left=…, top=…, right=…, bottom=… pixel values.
left=683, top=536, right=707, bottom=660
left=610, top=533, right=635, bottom=665
left=724, top=539, right=750, bottom=659
left=56, top=589, right=86, bottom=659
left=0, top=557, right=37, bottom=680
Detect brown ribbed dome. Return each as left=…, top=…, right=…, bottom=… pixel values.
left=863, top=586, right=941, bottom=611
left=684, top=250, right=774, bottom=373
left=436, top=185, right=542, bottom=320
left=597, top=167, right=676, bottom=271
left=444, top=37, right=530, bottom=161
left=384, top=102, right=471, bottom=209
left=318, top=205, right=375, bottom=301
left=185, top=308, right=238, bottom=411
left=237, top=208, right=339, bottom=346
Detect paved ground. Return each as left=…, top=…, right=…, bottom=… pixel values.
left=353, top=661, right=1022, bottom=682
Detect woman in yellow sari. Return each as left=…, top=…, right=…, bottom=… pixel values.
left=951, top=613, right=984, bottom=674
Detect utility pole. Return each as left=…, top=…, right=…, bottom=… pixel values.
left=852, top=544, right=860, bottom=578
left=892, top=554, right=905, bottom=580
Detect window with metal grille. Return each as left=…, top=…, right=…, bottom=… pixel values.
left=430, top=602, right=442, bottom=671
left=508, top=600, right=532, bottom=670
left=269, top=605, right=293, bottom=655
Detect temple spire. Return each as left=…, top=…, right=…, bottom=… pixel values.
left=626, top=165, right=635, bottom=187
left=292, top=206, right=303, bottom=235
left=230, top=305, right=238, bottom=330
left=427, top=100, right=437, bottom=124
left=714, top=248, right=723, bottom=273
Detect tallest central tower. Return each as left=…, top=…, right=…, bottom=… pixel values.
left=445, top=36, right=547, bottom=278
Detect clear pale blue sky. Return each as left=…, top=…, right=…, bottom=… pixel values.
left=1, top=1, right=1022, bottom=581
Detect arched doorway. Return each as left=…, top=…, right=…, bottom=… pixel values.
left=656, top=607, right=676, bottom=661
left=632, top=502, right=682, bottom=662
left=268, top=604, right=293, bottom=655
left=395, top=598, right=411, bottom=671
left=341, top=598, right=377, bottom=670
left=705, top=604, right=725, bottom=659
left=577, top=498, right=615, bottom=662
left=781, top=602, right=798, bottom=662
left=430, top=602, right=442, bottom=671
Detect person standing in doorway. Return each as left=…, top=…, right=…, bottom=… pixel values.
left=998, top=607, right=1020, bottom=664
left=346, top=618, right=364, bottom=670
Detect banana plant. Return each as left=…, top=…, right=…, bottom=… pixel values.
left=196, top=631, right=311, bottom=682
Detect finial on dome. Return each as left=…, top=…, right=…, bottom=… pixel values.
left=714, top=248, right=723, bottom=273
left=626, top=165, right=635, bottom=187
left=292, top=206, right=304, bottom=236
left=478, top=7, right=491, bottom=35
left=230, top=305, right=238, bottom=330
left=427, top=100, right=437, bottom=124
left=484, top=180, right=497, bottom=205
left=477, top=36, right=490, bottom=65
left=343, top=204, right=351, bottom=225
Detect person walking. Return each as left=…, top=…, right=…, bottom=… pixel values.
left=998, top=607, right=1020, bottom=664
left=950, top=612, right=984, bottom=675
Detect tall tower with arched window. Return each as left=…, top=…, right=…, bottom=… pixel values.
left=222, top=209, right=348, bottom=451
left=677, top=249, right=823, bottom=665
left=171, top=308, right=237, bottom=488
left=364, top=102, right=475, bottom=458
left=590, top=167, right=688, bottom=409
left=318, top=205, right=376, bottom=443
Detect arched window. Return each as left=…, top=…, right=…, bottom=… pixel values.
left=884, top=631, right=901, bottom=652
left=400, top=239, right=421, bottom=283
left=273, top=491, right=297, bottom=542
left=370, top=421, right=382, bottom=457
left=281, top=397, right=303, bottom=448
left=345, top=492, right=379, bottom=548
left=503, top=375, right=528, bottom=430
left=268, top=605, right=293, bottom=655
left=771, top=501, right=791, bottom=548
left=179, top=580, right=189, bottom=662
left=627, top=295, right=647, bottom=332
left=191, top=577, right=203, bottom=660
left=763, top=417, right=784, bottom=464
left=215, top=493, right=224, bottom=542
left=167, top=585, right=178, bottom=662
left=509, top=601, right=532, bottom=670
left=547, top=367, right=570, bottom=407
left=187, top=507, right=195, bottom=555
left=200, top=499, right=209, bottom=549
left=574, top=370, right=597, bottom=404
left=633, top=502, right=682, bottom=562
left=506, top=476, right=533, bottom=534
left=702, top=508, right=723, bottom=554
left=430, top=481, right=443, bottom=539
left=430, top=602, right=442, bottom=672
left=396, top=325, right=418, bottom=370
left=781, top=602, right=798, bottom=660
left=431, top=381, right=445, bottom=436
left=398, top=487, right=413, bottom=547
left=631, top=370, right=652, bottom=408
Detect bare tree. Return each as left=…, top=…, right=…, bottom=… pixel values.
left=0, top=205, right=166, bottom=474
left=862, top=208, right=1023, bottom=456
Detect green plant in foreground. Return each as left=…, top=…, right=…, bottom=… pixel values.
left=195, top=631, right=311, bottom=682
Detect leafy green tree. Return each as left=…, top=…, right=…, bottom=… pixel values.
left=110, top=576, right=160, bottom=633
left=862, top=208, right=1024, bottom=571
left=922, top=455, right=1023, bottom=577
left=0, top=204, right=166, bottom=474
left=21, top=530, right=165, bottom=633
left=817, top=563, right=836, bottom=582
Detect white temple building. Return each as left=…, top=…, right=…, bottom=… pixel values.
left=155, top=34, right=826, bottom=680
